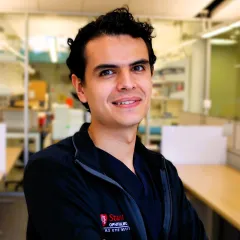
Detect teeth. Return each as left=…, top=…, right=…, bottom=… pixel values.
left=116, top=100, right=136, bottom=105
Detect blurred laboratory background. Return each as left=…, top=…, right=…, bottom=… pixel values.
left=0, top=0, right=240, bottom=239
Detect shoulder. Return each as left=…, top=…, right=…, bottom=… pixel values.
left=24, top=136, right=79, bottom=188
left=25, top=136, right=75, bottom=172
left=23, top=135, right=89, bottom=195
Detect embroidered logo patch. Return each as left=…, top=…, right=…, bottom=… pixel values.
left=100, top=214, right=130, bottom=233
left=100, top=214, right=108, bottom=227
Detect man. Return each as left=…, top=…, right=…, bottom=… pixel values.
left=24, top=7, right=208, bottom=240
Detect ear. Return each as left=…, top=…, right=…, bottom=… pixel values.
left=71, top=74, right=88, bottom=103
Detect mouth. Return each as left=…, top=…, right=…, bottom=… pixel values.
left=112, top=100, right=140, bottom=105
left=112, top=97, right=142, bottom=108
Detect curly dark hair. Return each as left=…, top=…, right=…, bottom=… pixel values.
left=66, top=6, right=156, bottom=110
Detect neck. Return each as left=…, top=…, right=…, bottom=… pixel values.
left=88, top=121, right=138, bottom=173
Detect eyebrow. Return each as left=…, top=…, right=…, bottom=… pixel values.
left=93, top=59, right=150, bottom=72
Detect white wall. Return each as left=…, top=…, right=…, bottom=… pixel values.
left=189, top=39, right=206, bottom=113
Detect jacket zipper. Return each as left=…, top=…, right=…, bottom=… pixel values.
left=74, top=159, right=148, bottom=240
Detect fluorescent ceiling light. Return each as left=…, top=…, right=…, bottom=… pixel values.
left=29, top=36, right=68, bottom=53
left=230, top=21, right=240, bottom=28
left=202, top=20, right=240, bottom=39
left=47, top=37, right=58, bottom=63
left=180, top=39, right=197, bottom=47
left=210, top=38, right=237, bottom=45
left=202, top=26, right=232, bottom=38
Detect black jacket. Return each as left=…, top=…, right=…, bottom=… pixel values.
left=24, top=123, right=208, bottom=240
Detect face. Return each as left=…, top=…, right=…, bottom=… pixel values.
left=73, top=35, right=152, bottom=129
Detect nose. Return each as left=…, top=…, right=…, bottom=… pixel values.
left=116, top=70, right=136, bottom=91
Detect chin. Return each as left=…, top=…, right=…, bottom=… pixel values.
left=116, top=115, right=144, bottom=128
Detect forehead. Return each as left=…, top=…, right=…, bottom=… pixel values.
left=85, top=35, right=149, bottom=66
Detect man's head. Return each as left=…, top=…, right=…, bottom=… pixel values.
left=67, top=7, right=156, bottom=129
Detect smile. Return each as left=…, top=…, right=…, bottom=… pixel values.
left=113, top=100, right=137, bottom=105
left=112, top=99, right=141, bottom=108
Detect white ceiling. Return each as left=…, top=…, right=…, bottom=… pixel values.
left=212, top=0, right=240, bottom=20
left=0, top=0, right=212, bottom=18
left=128, top=0, right=211, bottom=17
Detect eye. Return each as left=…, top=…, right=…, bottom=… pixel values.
left=132, top=65, right=145, bottom=72
left=99, top=69, right=114, bottom=77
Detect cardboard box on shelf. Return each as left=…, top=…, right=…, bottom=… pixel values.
left=29, top=80, right=47, bottom=101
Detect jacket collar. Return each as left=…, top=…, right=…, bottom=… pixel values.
left=72, top=123, right=165, bottom=172
left=72, top=123, right=102, bottom=172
